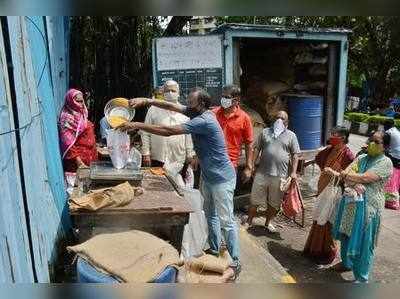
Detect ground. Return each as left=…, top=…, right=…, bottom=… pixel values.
left=237, top=134, right=400, bottom=283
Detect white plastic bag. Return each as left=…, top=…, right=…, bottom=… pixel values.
left=128, top=147, right=142, bottom=169
left=312, top=177, right=342, bottom=225
left=107, top=129, right=130, bottom=169
left=181, top=188, right=208, bottom=259
left=65, top=172, right=76, bottom=196
left=164, top=161, right=194, bottom=189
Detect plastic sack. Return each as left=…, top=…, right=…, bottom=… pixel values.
left=106, top=129, right=130, bottom=169
left=181, top=189, right=208, bottom=259
left=282, top=179, right=303, bottom=218
left=65, top=172, right=76, bottom=196
left=128, top=147, right=142, bottom=169
left=164, top=161, right=194, bottom=189
left=312, top=177, right=342, bottom=225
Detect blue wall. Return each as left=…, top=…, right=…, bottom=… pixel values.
left=0, top=21, right=35, bottom=283
left=0, top=16, right=69, bottom=282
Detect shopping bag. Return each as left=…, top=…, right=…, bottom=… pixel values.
left=107, top=129, right=130, bottom=169
left=312, top=177, right=342, bottom=225
left=282, top=179, right=303, bottom=218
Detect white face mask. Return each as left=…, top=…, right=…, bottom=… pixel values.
left=164, top=92, right=179, bottom=102
left=273, top=118, right=286, bottom=138
left=221, top=97, right=233, bottom=109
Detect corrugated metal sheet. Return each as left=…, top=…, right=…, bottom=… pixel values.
left=0, top=20, right=34, bottom=283
left=0, top=16, right=70, bottom=282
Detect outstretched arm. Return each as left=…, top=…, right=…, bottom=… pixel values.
left=117, top=122, right=186, bottom=137
left=129, top=98, right=186, bottom=114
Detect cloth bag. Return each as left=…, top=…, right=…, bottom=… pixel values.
left=178, top=253, right=232, bottom=283
left=282, top=179, right=303, bottom=218
left=69, top=181, right=136, bottom=212
left=67, top=230, right=182, bottom=282
left=312, top=177, right=342, bottom=225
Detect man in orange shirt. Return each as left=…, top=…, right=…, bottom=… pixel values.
left=213, top=85, right=254, bottom=182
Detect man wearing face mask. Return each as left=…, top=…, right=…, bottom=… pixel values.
left=140, top=80, right=195, bottom=169
left=118, top=87, right=241, bottom=281
left=244, top=111, right=300, bottom=233
left=212, top=85, right=254, bottom=182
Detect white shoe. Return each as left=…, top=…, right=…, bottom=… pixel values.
left=266, top=223, right=277, bottom=233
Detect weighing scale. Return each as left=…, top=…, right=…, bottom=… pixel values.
left=89, top=161, right=143, bottom=187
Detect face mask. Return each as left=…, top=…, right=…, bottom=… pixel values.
left=186, top=106, right=201, bottom=119
left=329, top=136, right=343, bottom=147
left=221, top=97, right=233, bottom=109
left=273, top=118, right=285, bottom=138
left=164, top=92, right=179, bottom=102
left=367, top=142, right=383, bottom=157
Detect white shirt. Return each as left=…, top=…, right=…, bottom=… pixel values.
left=387, top=127, right=400, bottom=159
left=141, top=106, right=195, bottom=163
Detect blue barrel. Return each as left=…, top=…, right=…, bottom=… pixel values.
left=76, top=257, right=177, bottom=283
left=285, top=94, right=323, bottom=150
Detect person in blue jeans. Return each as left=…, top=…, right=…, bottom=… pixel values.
left=117, top=87, right=241, bottom=280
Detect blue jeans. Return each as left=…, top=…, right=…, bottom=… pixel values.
left=200, top=177, right=240, bottom=262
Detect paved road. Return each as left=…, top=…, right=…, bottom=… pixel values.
left=239, top=134, right=400, bottom=283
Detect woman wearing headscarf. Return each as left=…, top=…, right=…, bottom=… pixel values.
left=59, top=88, right=98, bottom=173
left=303, top=126, right=355, bottom=265
left=328, top=131, right=392, bottom=283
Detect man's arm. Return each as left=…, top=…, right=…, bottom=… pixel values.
left=244, top=142, right=254, bottom=170
left=243, top=116, right=254, bottom=171
left=118, top=122, right=186, bottom=137
left=252, top=147, right=261, bottom=171
left=241, top=142, right=254, bottom=182
left=290, top=154, right=299, bottom=179
left=141, top=108, right=153, bottom=156
left=130, top=98, right=186, bottom=114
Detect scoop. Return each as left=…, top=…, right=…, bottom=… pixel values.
left=104, top=98, right=135, bottom=128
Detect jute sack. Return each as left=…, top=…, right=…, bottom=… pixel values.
left=69, top=181, right=140, bottom=212
left=67, top=230, right=182, bottom=282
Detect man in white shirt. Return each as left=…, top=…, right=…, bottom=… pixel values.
left=141, top=80, right=195, bottom=168
left=384, top=119, right=400, bottom=160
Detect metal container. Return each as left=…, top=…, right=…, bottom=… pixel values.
left=104, top=98, right=135, bottom=128
left=284, top=94, right=323, bottom=150
left=89, top=161, right=143, bottom=186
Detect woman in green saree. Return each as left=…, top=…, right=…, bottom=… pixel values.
left=326, top=131, right=393, bottom=283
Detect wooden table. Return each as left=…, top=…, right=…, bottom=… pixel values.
left=70, top=170, right=193, bottom=253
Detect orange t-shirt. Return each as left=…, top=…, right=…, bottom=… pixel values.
left=212, top=106, right=254, bottom=167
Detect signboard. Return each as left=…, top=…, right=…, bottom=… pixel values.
left=153, top=35, right=224, bottom=105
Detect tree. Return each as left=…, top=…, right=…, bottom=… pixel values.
left=69, top=16, right=192, bottom=126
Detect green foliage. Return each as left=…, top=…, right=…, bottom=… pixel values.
left=344, top=112, right=400, bottom=128
left=345, top=112, right=370, bottom=123
left=69, top=16, right=188, bottom=125
left=368, top=115, right=391, bottom=125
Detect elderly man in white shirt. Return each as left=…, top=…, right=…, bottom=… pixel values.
left=141, top=80, right=195, bottom=169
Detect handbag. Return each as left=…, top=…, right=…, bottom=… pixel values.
left=282, top=179, right=303, bottom=218
left=312, top=176, right=342, bottom=225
